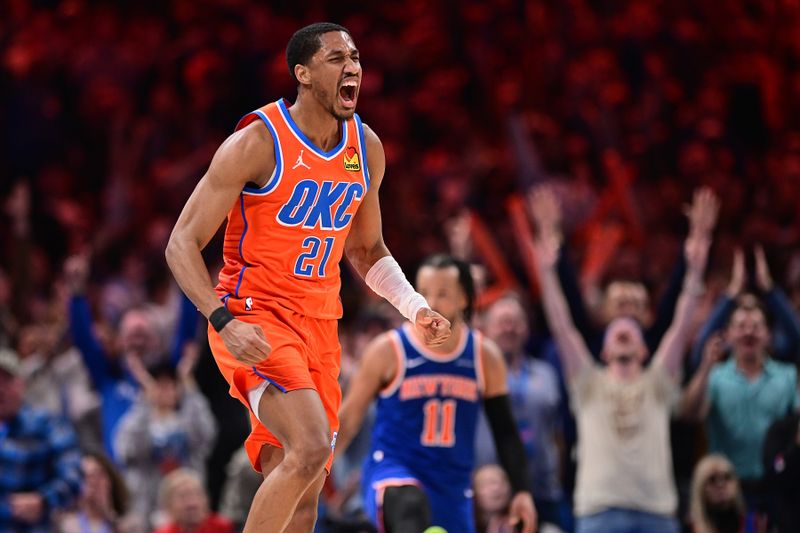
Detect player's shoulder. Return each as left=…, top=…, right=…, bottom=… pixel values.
left=475, top=332, right=510, bottom=396
left=210, top=120, right=276, bottom=184
left=361, top=329, right=401, bottom=382
left=476, top=331, right=502, bottom=356
left=365, top=328, right=400, bottom=355
left=358, top=121, right=384, bottom=159
left=359, top=121, right=381, bottom=146
left=357, top=121, right=385, bottom=183
left=477, top=333, right=506, bottom=369
left=226, top=120, right=275, bottom=159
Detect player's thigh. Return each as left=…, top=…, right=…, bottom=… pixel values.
left=307, top=317, right=343, bottom=427
left=256, top=386, right=330, bottom=452
left=207, top=308, right=314, bottom=407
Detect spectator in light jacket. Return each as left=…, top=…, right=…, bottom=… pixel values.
left=114, top=344, right=216, bottom=529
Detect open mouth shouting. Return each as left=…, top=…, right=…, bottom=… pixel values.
left=739, top=334, right=758, bottom=348
left=339, top=78, right=359, bottom=109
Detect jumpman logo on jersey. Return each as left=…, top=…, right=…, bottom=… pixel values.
left=292, top=149, right=311, bottom=170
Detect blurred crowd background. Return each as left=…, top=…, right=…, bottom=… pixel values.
left=2, top=0, right=800, bottom=532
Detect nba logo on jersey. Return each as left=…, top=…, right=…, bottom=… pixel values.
left=245, top=296, right=254, bottom=311
left=343, top=146, right=360, bottom=171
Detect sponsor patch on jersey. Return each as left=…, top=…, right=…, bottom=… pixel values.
left=344, top=146, right=360, bottom=171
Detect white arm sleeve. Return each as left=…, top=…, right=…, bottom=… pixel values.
left=365, top=255, right=429, bottom=322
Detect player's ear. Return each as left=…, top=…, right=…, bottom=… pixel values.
left=295, top=63, right=312, bottom=85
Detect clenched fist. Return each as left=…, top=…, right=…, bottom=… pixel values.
left=220, top=319, right=272, bottom=365
left=414, top=308, right=451, bottom=347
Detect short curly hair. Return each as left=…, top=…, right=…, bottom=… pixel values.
left=286, top=22, right=350, bottom=83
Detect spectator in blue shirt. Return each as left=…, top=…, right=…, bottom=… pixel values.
left=0, top=347, right=82, bottom=533
left=690, top=246, right=800, bottom=370
left=681, top=301, right=798, bottom=513
left=63, top=254, right=199, bottom=460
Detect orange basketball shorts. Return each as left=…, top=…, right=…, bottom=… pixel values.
left=207, top=296, right=342, bottom=473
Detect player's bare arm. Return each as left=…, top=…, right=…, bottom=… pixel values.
left=166, top=123, right=273, bottom=365
left=344, top=124, right=390, bottom=276
left=480, top=337, right=537, bottom=533
left=345, top=124, right=451, bottom=345
left=336, top=333, right=397, bottom=457
left=480, top=336, right=509, bottom=399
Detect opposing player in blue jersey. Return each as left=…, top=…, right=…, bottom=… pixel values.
left=337, top=254, right=536, bottom=533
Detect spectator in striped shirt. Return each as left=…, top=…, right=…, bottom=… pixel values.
left=0, top=348, right=82, bottom=532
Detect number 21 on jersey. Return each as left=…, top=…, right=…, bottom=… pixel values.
left=294, top=236, right=335, bottom=277
left=421, top=399, right=457, bottom=447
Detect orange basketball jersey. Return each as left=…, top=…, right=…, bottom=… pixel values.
left=215, top=99, right=370, bottom=319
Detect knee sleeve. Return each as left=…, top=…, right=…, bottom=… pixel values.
left=382, top=485, right=431, bottom=533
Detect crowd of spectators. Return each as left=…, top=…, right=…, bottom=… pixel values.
left=2, top=0, right=800, bottom=532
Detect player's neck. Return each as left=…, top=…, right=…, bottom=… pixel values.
left=287, top=95, right=342, bottom=152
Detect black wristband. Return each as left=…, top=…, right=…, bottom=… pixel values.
left=209, top=306, right=235, bottom=332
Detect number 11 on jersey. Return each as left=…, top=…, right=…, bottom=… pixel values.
left=421, top=399, right=457, bottom=447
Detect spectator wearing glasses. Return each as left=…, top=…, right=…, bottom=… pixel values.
left=688, top=454, right=765, bottom=533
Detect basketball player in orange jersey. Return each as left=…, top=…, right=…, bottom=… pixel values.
left=165, top=22, right=451, bottom=533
